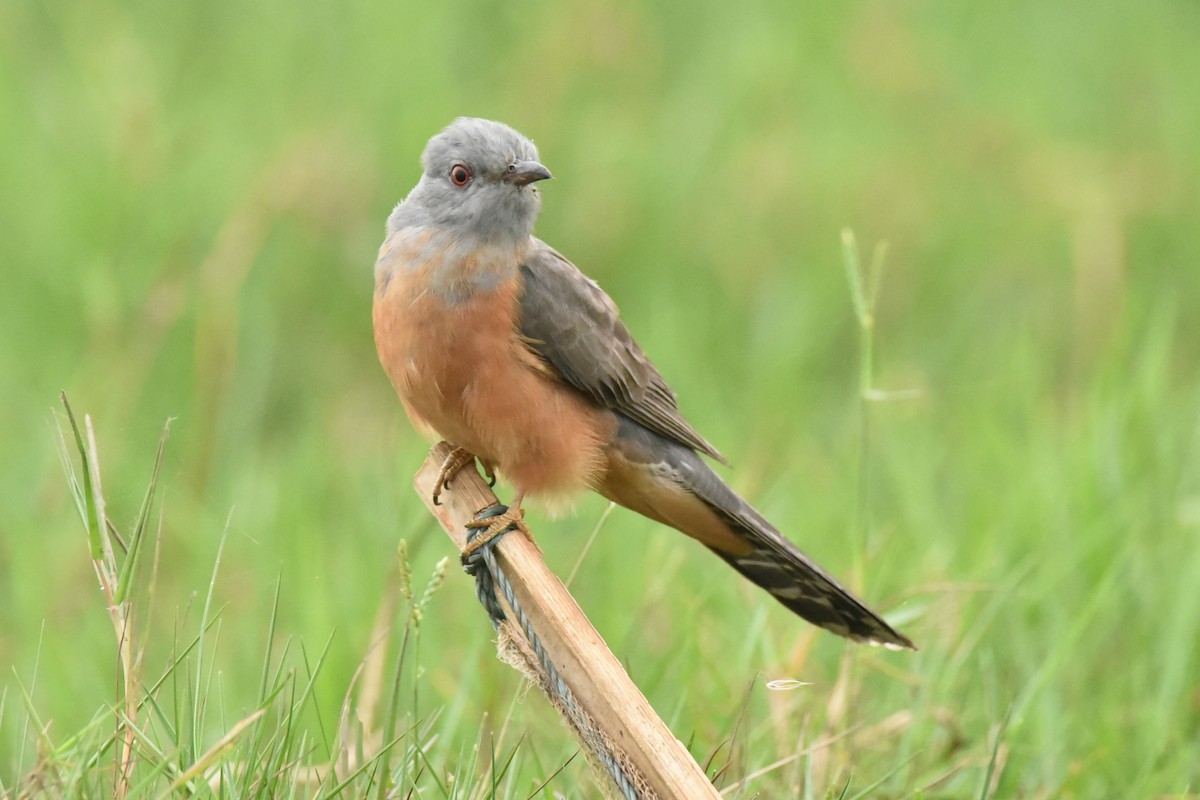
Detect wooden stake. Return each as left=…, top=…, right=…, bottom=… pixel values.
left=415, top=441, right=720, bottom=799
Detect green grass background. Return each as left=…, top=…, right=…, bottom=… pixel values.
left=3, top=0, right=1200, bottom=796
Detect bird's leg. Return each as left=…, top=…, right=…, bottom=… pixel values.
left=480, top=460, right=497, bottom=487
left=461, top=490, right=528, bottom=557
left=432, top=445, right=477, bottom=506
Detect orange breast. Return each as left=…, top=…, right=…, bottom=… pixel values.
left=373, top=237, right=614, bottom=503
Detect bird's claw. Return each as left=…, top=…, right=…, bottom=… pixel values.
left=462, top=505, right=527, bottom=562
left=432, top=446, right=476, bottom=506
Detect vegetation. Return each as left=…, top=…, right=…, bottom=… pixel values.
left=2, top=1, right=1198, bottom=796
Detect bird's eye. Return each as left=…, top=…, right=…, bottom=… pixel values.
left=450, top=164, right=471, bottom=186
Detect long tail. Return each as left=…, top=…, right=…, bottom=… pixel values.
left=600, top=417, right=915, bottom=650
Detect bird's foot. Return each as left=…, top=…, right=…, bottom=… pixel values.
left=432, top=446, right=477, bottom=506
left=462, top=504, right=528, bottom=562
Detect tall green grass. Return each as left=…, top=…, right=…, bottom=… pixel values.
left=3, top=0, right=1199, bottom=795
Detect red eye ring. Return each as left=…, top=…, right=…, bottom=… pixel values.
left=450, top=164, right=471, bottom=186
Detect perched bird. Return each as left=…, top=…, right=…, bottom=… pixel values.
left=373, top=117, right=914, bottom=649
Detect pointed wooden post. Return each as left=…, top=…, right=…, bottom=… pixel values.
left=414, top=441, right=720, bottom=799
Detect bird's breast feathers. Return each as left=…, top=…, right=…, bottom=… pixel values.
left=372, top=225, right=611, bottom=500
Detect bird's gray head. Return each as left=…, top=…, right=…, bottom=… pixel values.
left=392, top=118, right=552, bottom=244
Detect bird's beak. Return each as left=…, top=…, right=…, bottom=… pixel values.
left=503, top=160, right=553, bottom=186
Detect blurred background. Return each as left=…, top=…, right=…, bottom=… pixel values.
left=2, top=0, right=1199, bottom=796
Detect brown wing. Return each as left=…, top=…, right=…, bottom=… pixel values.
left=517, top=239, right=726, bottom=463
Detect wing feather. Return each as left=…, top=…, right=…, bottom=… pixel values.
left=517, top=240, right=726, bottom=463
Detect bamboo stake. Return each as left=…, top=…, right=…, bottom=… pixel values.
left=414, top=441, right=720, bottom=799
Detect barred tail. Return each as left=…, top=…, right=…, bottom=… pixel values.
left=603, top=416, right=915, bottom=649
left=706, top=513, right=915, bottom=649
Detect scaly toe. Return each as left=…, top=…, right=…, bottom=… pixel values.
left=462, top=506, right=527, bottom=558
left=432, top=445, right=476, bottom=506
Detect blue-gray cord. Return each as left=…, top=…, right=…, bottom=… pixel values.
left=462, top=504, right=648, bottom=800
